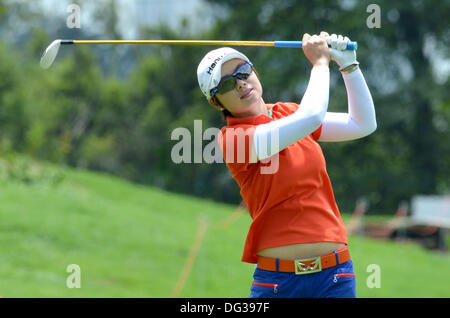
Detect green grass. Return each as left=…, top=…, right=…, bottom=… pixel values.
left=0, top=159, right=449, bottom=297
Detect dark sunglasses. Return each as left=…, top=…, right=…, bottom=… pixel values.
left=210, top=62, right=253, bottom=96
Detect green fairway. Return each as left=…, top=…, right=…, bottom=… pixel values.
left=0, top=159, right=449, bottom=297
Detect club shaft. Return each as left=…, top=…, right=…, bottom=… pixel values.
left=71, top=40, right=275, bottom=47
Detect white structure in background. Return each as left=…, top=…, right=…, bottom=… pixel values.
left=39, top=0, right=215, bottom=38
left=129, top=0, right=215, bottom=34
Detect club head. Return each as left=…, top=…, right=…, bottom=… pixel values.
left=40, top=39, right=61, bottom=69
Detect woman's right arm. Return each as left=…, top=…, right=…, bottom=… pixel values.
left=252, top=65, right=329, bottom=161
left=251, top=32, right=330, bottom=162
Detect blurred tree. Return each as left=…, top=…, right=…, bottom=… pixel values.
left=0, top=0, right=448, bottom=214
left=91, top=0, right=123, bottom=77
left=0, top=44, right=28, bottom=151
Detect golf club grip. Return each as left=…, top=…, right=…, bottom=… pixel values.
left=275, top=41, right=358, bottom=50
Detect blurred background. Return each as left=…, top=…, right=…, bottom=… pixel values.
left=0, top=0, right=449, bottom=297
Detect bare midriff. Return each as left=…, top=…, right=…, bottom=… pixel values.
left=257, top=242, right=346, bottom=260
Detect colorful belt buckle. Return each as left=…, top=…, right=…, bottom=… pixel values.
left=294, top=256, right=322, bottom=275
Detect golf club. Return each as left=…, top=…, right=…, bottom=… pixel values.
left=40, top=39, right=358, bottom=69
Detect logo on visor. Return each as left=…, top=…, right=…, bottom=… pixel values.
left=206, top=54, right=224, bottom=75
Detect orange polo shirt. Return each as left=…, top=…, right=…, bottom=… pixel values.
left=217, top=102, right=348, bottom=263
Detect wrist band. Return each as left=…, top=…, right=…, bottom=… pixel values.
left=340, top=63, right=359, bottom=74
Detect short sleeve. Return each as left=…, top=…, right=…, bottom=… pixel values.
left=278, top=102, right=299, bottom=115
left=218, top=125, right=257, bottom=171
left=311, top=124, right=323, bottom=141
left=273, top=102, right=322, bottom=141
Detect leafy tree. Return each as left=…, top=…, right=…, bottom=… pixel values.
left=1, top=0, right=448, bottom=214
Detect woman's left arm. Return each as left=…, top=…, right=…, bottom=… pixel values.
left=318, top=66, right=377, bottom=142
left=317, top=34, right=377, bottom=142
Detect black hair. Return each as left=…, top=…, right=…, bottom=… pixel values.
left=211, top=95, right=233, bottom=120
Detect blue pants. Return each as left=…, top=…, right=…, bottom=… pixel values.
left=249, top=260, right=356, bottom=298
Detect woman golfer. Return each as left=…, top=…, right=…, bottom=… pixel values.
left=196, top=32, right=376, bottom=298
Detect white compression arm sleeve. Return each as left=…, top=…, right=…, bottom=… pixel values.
left=252, top=65, right=329, bottom=161
left=318, top=68, right=377, bottom=142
